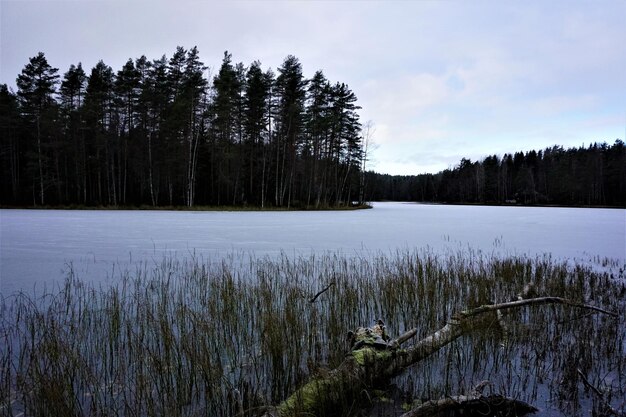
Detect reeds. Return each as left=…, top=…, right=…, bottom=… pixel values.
left=1, top=249, right=624, bottom=416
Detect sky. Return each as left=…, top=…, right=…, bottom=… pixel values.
left=1, top=0, right=625, bottom=175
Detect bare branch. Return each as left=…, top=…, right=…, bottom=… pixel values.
left=387, top=296, right=618, bottom=376
left=392, top=327, right=419, bottom=346
left=577, top=369, right=626, bottom=417
left=276, top=295, right=618, bottom=415
left=309, top=282, right=335, bottom=303
left=455, top=297, right=618, bottom=319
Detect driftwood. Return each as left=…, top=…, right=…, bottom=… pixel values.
left=398, top=380, right=539, bottom=417
left=399, top=394, right=539, bottom=417
left=265, top=296, right=617, bottom=416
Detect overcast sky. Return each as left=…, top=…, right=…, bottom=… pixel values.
left=1, top=0, right=624, bottom=175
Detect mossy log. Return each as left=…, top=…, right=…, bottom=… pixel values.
left=266, top=297, right=617, bottom=417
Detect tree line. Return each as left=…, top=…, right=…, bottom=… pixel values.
left=367, top=141, right=626, bottom=207
left=0, top=49, right=367, bottom=208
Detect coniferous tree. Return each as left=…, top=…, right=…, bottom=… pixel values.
left=211, top=51, right=243, bottom=204
left=263, top=68, right=277, bottom=207
left=305, top=70, right=331, bottom=206
left=0, top=85, right=22, bottom=202
left=60, top=63, right=86, bottom=111
left=243, top=61, right=270, bottom=206
left=132, top=55, right=153, bottom=205
left=145, top=55, right=170, bottom=205
left=329, top=82, right=362, bottom=205
left=59, top=63, right=87, bottom=202
left=161, top=47, right=188, bottom=205
left=115, top=58, right=141, bottom=204
left=366, top=140, right=625, bottom=207
left=84, top=60, right=116, bottom=204
left=274, top=55, right=307, bottom=207
left=16, top=52, right=59, bottom=205
left=181, top=46, right=208, bottom=207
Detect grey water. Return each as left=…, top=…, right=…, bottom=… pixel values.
left=1, top=202, right=625, bottom=295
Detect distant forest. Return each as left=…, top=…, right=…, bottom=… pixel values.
left=1, top=50, right=624, bottom=209
left=0, top=49, right=367, bottom=208
left=367, top=140, right=625, bottom=207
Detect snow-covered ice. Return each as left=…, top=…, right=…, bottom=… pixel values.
left=1, top=202, right=624, bottom=294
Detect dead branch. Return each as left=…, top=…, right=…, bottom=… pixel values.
left=577, top=369, right=626, bottom=417
left=309, top=282, right=335, bottom=303
left=399, top=394, right=539, bottom=417
left=392, top=296, right=616, bottom=347
left=454, top=297, right=617, bottom=319
left=272, top=296, right=618, bottom=416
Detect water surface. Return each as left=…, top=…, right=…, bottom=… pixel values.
left=1, top=202, right=624, bottom=294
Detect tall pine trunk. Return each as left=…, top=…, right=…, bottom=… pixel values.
left=36, top=115, right=45, bottom=205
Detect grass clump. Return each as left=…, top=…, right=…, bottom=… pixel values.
left=0, top=249, right=624, bottom=416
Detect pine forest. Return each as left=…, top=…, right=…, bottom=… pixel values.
left=1, top=48, right=624, bottom=209
left=1, top=49, right=365, bottom=208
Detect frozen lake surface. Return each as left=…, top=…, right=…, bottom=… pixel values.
left=1, top=202, right=625, bottom=294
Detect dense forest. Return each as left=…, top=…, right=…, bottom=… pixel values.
left=2, top=50, right=624, bottom=209
left=0, top=49, right=367, bottom=208
left=367, top=140, right=626, bottom=207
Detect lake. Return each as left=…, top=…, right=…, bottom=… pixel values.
left=1, top=202, right=624, bottom=295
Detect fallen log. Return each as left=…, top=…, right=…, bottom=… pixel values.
left=399, top=394, right=539, bottom=417
left=264, top=296, right=617, bottom=416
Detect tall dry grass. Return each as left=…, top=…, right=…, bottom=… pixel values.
left=1, top=249, right=624, bottom=416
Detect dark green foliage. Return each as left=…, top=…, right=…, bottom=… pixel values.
left=366, top=141, right=626, bottom=207
left=13, top=52, right=60, bottom=205
left=1, top=50, right=364, bottom=208
left=0, top=85, right=22, bottom=201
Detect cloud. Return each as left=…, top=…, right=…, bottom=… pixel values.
left=530, top=95, right=598, bottom=116
left=2, top=0, right=624, bottom=177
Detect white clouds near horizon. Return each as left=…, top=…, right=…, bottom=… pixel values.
left=1, top=0, right=624, bottom=175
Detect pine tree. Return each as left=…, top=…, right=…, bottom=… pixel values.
left=274, top=55, right=307, bottom=207
left=60, top=63, right=86, bottom=110
left=145, top=55, right=170, bottom=205
left=115, top=59, right=141, bottom=204
left=0, top=85, right=22, bottom=202
left=305, top=70, right=331, bottom=206
left=181, top=46, right=208, bottom=207
left=59, top=63, right=87, bottom=202
left=211, top=51, right=243, bottom=204
left=160, top=47, right=188, bottom=205
left=3, top=49, right=376, bottom=208
left=133, top=55, right=154, bottom=205
left=243, top=61, right=270, bottom=205
left=16, top=52, right=59, bottom=205
left=84, top=60, right=116, bottom=204
left=327, top=82, right=361, bottom=205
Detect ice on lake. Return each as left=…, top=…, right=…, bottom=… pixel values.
left=1, top=202, right=625, bottom=294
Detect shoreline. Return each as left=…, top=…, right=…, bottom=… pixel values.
left=0, top=203, right=374, bottom=212
left=2, top=201, right=624, bottom=211
left=411, top=201, right=626, bottom=210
